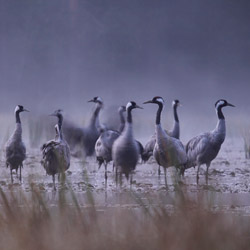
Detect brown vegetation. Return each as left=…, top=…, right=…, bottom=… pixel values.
left=0, top=183, right=249, bottom=250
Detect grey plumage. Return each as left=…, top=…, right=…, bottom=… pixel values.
left=144, top=97, right=187, bottom=183
left=95, top=105, right=145, bottom=180
left=5, top=105, right=29, bottom=181
left=118, top=105, right=126, bottom=133
left=95, top=129, right=120, bottom=179
left=142, top=134, right=156, bottom=162
left=170, top=99, right=180, bottom=139
left=95, top=106, right=125, bottom=174
left=116, top=105, right=146, bottom=162
left=143, top=99, right=181, bottom=162
left=41, top=110, right=70, bottom=189
left=185, top=99, right=235, bottom=180
left=63, top=96, right=104, bottom=157
left=112, top=101, right=142, bottom=181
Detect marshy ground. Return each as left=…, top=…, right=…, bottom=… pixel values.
left=0, top=137, right=249, bottom=215
left=0, top=136, right=250, bottom=250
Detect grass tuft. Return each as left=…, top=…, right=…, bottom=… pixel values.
left=0, top=184, right=249, bottom=250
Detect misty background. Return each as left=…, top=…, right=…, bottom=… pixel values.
left=0, top=0, right=250, bottom=145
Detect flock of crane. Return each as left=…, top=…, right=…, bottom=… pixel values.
left=4, top=96, right=235, bottom=190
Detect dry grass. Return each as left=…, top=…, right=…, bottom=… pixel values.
left=0, top=183, right=249, bottom=250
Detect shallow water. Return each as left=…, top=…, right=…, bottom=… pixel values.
left=0, top=137, right=250, bottom=215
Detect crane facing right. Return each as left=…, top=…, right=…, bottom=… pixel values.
left=184, top=99, right=235, bottom=182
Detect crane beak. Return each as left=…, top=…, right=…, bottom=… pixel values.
left=23, top=109, right=30, bottom=112
left=135, top=105, right=143, bottom=109
left=88, top=99, right=94, bottom=103
left=227, top=103, right=235, bottom=107
left=143, top=100, right=153, bottom=104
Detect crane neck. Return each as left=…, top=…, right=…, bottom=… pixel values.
left=15, top=111, right=21, bottom=124
left=90, top=102, right=102, bottom=126
left=214, top=106, right=226, bottom=134
left=216, top=106, right=225, bottom=120
left=126, top=107, right=133, bottom=124
left=58, top=127, right=63, bottom=140
left=213, top=119, right=226, bottom=145
left=124, top=122, right=134, bottom=137
left=119, top=109, right=125, bottom=126
left=119, top=110, right=125, bottom=132
left=173, top=104, right=179, bottom=122
left=56, top=114, right=64, bottom=140
left=57, top=114, right=63, bottom=130
left=215, top=118, right=226, bottom=132
left=122, top=107, right=134, bottom=137
left=214, top=106, right=226, bottom=141
left=156, top=103, right=163, bottom=125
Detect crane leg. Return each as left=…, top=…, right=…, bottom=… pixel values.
left=19, top=165, right=22, bottom=181
left=115, top=165, right=118, bottom=186
left=119, top=172, right=122, bottom=187
left=52, top=175, right=56, bottom=191
left=206, top=163, right=211, bottom=176
left=164, top=168, right=167, bottom=187
left=98, top=159, right=103, bottom=170
left=180, top=164, right=185, bottom=177
left=158, top=165, right=161, bottom=175
left=104, top=162, right=108, bottom=182
left=196, top=164, right=201, bottom=183
left=205, top=162, right=210, bottom=182
left=10, top=168, right=13, bottom=183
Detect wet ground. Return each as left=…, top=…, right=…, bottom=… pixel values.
left=0, top=137, right=250, bottom=214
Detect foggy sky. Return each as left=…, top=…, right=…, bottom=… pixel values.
left=0, top=0, right=250, bottom=118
